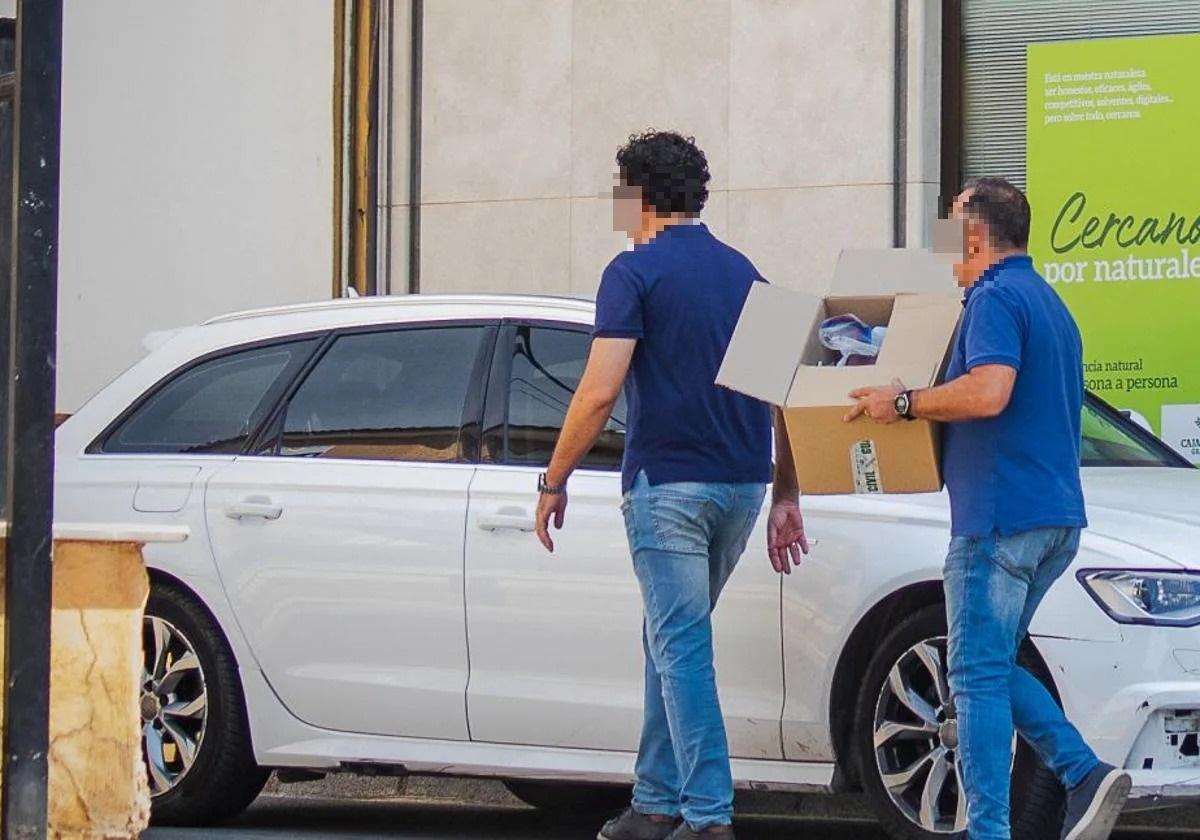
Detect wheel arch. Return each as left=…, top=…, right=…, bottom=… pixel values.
left=827, top=579, right=1062, bottom=790
left=829, top=580, right=945, bottom=789
left=146, top=567, right=250, bottom=675
left=144, top=568, right=270, bottom=823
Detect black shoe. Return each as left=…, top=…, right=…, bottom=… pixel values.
left=597, top=808, right=679, bottom=840
left=1062, top=762, right=1132, bottom=840
left=665, top=823, right=735, bottom=840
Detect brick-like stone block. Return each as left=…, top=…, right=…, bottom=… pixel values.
left=0, top=539, right=151, bottom=839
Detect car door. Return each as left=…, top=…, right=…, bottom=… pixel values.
left=464, top=321, right=785, bottom=759
left=205, top=321, right=496, bottom=741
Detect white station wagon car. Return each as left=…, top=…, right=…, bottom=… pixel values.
left=54, top=294, right=1200, bottom=839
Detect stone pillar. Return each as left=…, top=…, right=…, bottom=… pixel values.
left=1, top=537, right=153, bottom=839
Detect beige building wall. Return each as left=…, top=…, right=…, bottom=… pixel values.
left=55, top=1, right=335, bottom=411
left=403, top=0, right=943, bottom=300
left=18, top=0, right=941, bottom=407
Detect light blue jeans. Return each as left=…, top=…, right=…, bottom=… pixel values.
left=621, top=471, right=766, bottom=830
left=945, top=527, right=1101, bottom=840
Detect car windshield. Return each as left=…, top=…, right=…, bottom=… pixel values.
left=1081, top=394, right=1190, bottom=468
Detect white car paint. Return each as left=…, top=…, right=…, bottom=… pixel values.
left=54, top=294, right=1200, bottom=808
left=205, top=456, right=475, bottom=741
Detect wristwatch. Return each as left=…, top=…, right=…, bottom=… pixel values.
left=894, top=390, right=917, bottom=421
left=538, top=473, right=566, bottom=495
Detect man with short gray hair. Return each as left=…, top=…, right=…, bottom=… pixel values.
left=848, top=178, right=1131, bottom=840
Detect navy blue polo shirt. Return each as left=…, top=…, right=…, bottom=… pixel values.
left=593, top=221, right=772, bottom=495
left=942, top=254, right=1088, bottom=537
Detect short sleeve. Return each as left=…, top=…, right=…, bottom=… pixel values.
left=593, top=259, right=645, bottom=339
left=963, top=289, right=1024, bottom=372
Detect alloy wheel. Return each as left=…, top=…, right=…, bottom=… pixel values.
left=873, top=636, right=965, bottom=834
left=141, top=615, right=209, bottom=796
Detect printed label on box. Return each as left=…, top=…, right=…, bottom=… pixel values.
left=851, top=439, right=883, bottom=494
left=1161, top=404, right=1200, bottom=464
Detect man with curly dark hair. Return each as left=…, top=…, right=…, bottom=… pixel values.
left=535, top=130, right=809, bottom=840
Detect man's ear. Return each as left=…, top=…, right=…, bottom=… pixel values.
left=965, top=220, right=986, bottom=259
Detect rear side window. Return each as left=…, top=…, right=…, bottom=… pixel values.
left=99, top=338, right=318, bottom=454
left=269, top=325, right=491, bottom=462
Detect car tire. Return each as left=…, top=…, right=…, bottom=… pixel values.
left=503, top=780, right=631, bottom=815
left=852, top=603, right=1063, bottom=840
left=143, top=584, right=269, bottom=826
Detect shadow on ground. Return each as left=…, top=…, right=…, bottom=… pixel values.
left=145, top=797, right=1200, bottom=840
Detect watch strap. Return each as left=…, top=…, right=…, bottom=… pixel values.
left=538, top=473, right=566, bottom=495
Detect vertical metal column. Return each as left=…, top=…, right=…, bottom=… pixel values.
left=407, top=0, right=422, bottom=294
left=892, top=0, right=909, bottom=248
left=2, top=1, right=64, bottom=837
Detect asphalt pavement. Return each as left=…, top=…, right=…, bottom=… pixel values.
left=146, top=795, right=1200, bottom=840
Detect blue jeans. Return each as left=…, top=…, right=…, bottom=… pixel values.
left=945, top=527, right=1101, bottom=840
left=620, top=471, right=766, bottom=830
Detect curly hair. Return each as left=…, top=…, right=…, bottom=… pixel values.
left=615, top=130, right=710, bottom=216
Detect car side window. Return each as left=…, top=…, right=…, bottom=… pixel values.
left=271, top=325, right=490, bottom=463
left=98, top=339, right=319, bottom=455
left=504, top=326, right=626, bottom=469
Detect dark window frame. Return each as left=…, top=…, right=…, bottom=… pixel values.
left=87, top=331, right=330, bottom=455
left=482, top=318, right=624, bottom=472
left=247, top=318, right=498, bottom=465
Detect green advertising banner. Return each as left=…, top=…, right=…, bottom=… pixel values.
left=1027, top=33, right=1200, bottom=463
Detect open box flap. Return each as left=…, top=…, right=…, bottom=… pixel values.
left=874, top=293, right=963, bottom=368
left=832, top=248, right=958, bottom=295
left=716, top=282, right=821, bottom=406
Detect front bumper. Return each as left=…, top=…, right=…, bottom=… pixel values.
left=1124, top=701, right=1200, bottom=803
left=1036, top=633, right=1200, bottom=802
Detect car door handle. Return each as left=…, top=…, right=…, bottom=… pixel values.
left=225, top=497, right=283, bottom=521
left=477, top=507, right=535, bottom=532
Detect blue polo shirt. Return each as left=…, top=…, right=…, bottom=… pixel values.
left=942, top=254, right=1088, bottom=537
left=593, top=221, right=772, bottom=494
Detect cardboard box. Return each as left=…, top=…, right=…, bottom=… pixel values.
left=717, top=250, right=963, bottom=495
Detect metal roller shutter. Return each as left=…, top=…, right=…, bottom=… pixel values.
left=962, top=0, right=1200, bottom=189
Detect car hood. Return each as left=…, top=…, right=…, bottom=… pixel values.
left=811, top=466, right=1200, bottom=571
left=1077, top=467, right=1200, bottom=569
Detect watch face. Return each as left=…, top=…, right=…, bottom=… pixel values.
left=896, top=393, right=910, bottom=416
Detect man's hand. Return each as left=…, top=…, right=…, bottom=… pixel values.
left=767, top=499, right=810, bottom=575
left=845, top=379, right=904, bottom=424
left=535, top=490, right=568, bottom=553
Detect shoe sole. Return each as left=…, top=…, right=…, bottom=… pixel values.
left=597, top=828, right=676, bottom=840
left=1064, top=770, right=1132, bottom=840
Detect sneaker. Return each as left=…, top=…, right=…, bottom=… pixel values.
left=1062, top=762, right=1132, bottom=840
left=665, top=823, right=735, bottom=840
left=598, top=807, right=679, bottom=840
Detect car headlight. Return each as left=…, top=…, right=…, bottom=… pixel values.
left=1078, top=570, right=1200, bottom=627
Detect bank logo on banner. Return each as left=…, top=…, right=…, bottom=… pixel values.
left=1027, top=34, right=1200, bottom=463
left=1161, top=405, right=1200, bottom=461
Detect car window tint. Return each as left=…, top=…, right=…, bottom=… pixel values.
left=277, top=326, right=487, bottom=462
left=104, top=339, right=317, bottom=454
left=506, top=326, right=625, bottom=469
left=1081, top=398, right=1179, bottom=467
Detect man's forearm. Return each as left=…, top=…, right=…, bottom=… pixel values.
left=911, top=366, right=1013, bottom=422
left=772, top=408, right=800, bottom=502
left=545, top=394, right=618, bottom=487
